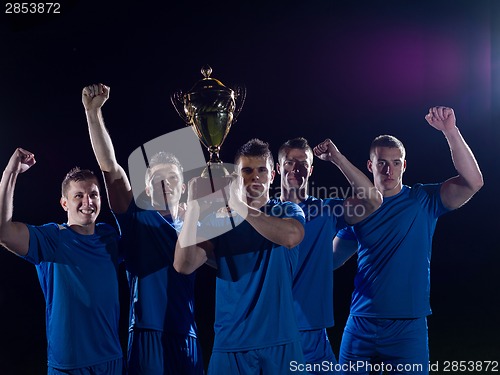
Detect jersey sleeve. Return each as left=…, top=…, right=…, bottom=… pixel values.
left=23, top=223, right=61, bottom=264
left=336, top=225, right=357, bottom=241
left=324, top=198, right=348, bottom=232
left=412, top=183, right=450, bottom=218
left=270, top=201, right=306, bottom=226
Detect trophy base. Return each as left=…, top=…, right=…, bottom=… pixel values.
left=201, top=162, right=231, bottom=178
left=193, top=163, right=233, bottom=201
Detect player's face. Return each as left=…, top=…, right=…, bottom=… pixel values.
left=278, top=148, right=313, bottom=190
left=147, top=163, right=185, bottom=210
left=238, top=156, right=275, bottom=199
left=368, top=146, right=406, bottom=197
left=60, top=180, right=101, bottom=230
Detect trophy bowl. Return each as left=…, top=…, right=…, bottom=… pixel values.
left=171, top=65, right=246, bottom=178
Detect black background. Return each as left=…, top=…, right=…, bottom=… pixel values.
left=1, top=0, right=499, bottom=373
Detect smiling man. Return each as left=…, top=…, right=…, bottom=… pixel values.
left=0, top=148, right=123, bottom=374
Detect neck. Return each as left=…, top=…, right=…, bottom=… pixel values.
left=280, top=186, right=308, bottom=204
left=67, top=222, right=95, bottom=235
left=158, top=205, right=178, bottom=220
left=380, top=183, right=403, bottom=198
left=153, top=199, right=179, bottom=219
left=247, top=194, right=269, bottom=210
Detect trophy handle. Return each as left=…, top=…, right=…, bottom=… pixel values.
left=232, top=85, right=247, bottom=123
left=170, top=90, right=189, bottom=123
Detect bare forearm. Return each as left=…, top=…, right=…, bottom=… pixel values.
left=0, top=170, right=28, bottom=255
left=439, top=127, right=484, bottom=209
left=244, top=207, right=304, bottom=248
left=443, top=127, right=483, bottom=190
left=174, top=206, right=208, bottom=274
left=331, top=154, right=382, bottom=216
left=86, top=109, right=119, bottom=172
left=0, top=170, right=17, bottom=232
left=331, top=154, right=369, bottom=193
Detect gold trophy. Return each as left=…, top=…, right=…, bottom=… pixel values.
left=172, top=66, right=245, bottom=204
left=171, top=65, right=246, bottom=179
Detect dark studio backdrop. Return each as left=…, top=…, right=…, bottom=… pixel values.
left=1, top=0, right=499, bottom=373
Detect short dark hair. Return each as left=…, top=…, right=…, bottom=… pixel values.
left=370, top=135, right=406, bottom=159
left=234, top=138, right=274, bottom=167
left=61, top=167, right=100, bottom=197
left=278, top=137, right=313, bottom=163
left=145, top=151, right=184, bottom=185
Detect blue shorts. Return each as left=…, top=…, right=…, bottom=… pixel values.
left=127, top=329, right=204, bottom=375
left=208, top=341, right=308, bottom=375
left=48, top=358, right=124, bottom=375
left=300, top=329, right=338, bottom=374
left=339, top=315, right=428, bottom=375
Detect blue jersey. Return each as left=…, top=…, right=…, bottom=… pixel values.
left=293, top=196, right=347, bottom=330
left=336, top=184, right=449, bottom=318
left=24, top=222, right=123, bottom=369
left=206, top=200, right=305, bottom=352
left=114, top=201, right=197, bottom=337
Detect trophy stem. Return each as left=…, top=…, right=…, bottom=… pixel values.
left=208, top=146, right=222, bottom=164
left=201, top=146, right=230, bottom=178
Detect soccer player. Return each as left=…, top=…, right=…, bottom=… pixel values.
left=83, top=83, right=204, bottom=374
left=0, top=148, right=124, bottom=374
left=277, top=137, right=381, bottom=374
left=175, top=138, right=308, bottom=375
left=334, top=106, right=483, bottom=374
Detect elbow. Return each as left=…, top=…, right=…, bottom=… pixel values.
left=284, top=224, right=305, bottom=249
left=173, top=259, right=195, bottom=275
left=464, top=174, right=484, bottom=197
left=355, top=187, right=382, bottom=215
left=173, top=244, right=201, bottom=275
left=472, top=174, right=484, bottom=193
left=0, top=227, right=9, bottom=248
left=351, top=188, right=382, bottom=219
left=99, top=162, right=119, bottom=174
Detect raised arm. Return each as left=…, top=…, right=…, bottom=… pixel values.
left=82, top=83, right=132, bottom=213
left=174, top=177, right=216, bottom=275
left=314, top=139, right=382, bottom=225
left=425, top=107, right=484, bottom=210
left=0, top=148, right=36, bottom=256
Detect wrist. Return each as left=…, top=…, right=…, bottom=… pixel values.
left=229, top=199, right=246, bottom=215
left=442, top=125, right=460, bottom=140
left=330, top=152, right=347, bottom=166
left=84, top=108, right=102, bottom=117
